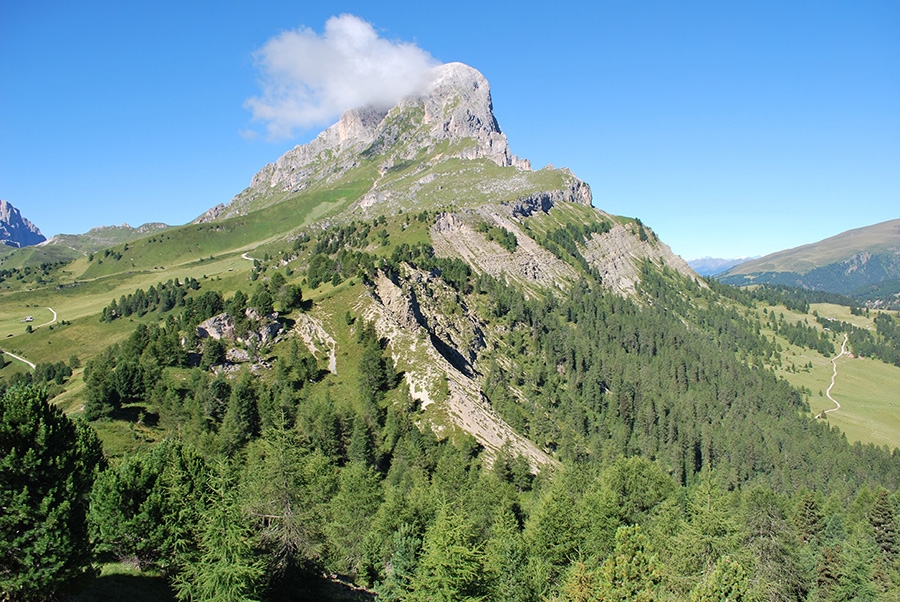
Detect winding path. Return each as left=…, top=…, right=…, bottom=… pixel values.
left=241, top=252, right=258, bottom=262
left=819, top=334, right=850, bottom=418
left=1, top=307, right=58, bottom=371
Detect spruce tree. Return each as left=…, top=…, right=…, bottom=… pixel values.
left=869, top=489, right=898, bottom=561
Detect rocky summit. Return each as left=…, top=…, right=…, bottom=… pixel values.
left=196, top=63, right=531, bottom=222
left=0, top=199, right=45, bottom=248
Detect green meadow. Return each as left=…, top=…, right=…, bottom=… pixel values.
left=813, top=356, right=900, bottom=451
left=764, top=302, right=900, bottom=449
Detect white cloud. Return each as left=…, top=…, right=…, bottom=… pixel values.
left=245, top=14, right=440, bottom=139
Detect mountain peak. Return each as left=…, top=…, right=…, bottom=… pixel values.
left=198, top=62, right=531, bottom=222
left=0, top=199, right=46, bottom=248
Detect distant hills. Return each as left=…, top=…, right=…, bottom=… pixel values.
left=0, top=199, right=45, bottom=248
left=0, top=221, right=171, bottom=269
left=718, top=219, right=900, bottom=307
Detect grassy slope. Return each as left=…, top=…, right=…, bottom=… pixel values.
left=10, top=139, right=896, bottom=457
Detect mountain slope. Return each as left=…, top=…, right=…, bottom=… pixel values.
left=0, top=62, right=699, bottom=468
left=6, top=62, right=900, bottom=601
left=719, top=219, right=900, bottom=300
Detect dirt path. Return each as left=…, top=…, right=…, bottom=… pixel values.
left=819, top=334, right=850, bottom=418
left=2, top=350, right=36, bottom=370
left=38, top=307, right=57, bottom=328
left=241, top=252, right=258, bottom=262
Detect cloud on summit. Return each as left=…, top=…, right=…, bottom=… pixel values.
left=245, top=14, right=440, bottom=140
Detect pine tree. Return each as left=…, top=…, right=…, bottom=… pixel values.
left=869, top=489, right=898, bottom=561
left=593, top=525, right=660, bottom=602
left=669, top=473, right=743, bottom=585
left=242, top=421, right=336, bottom=594
left=378, top=523, right=422, bottom=602
left=326, top=462, right=382, bottom=579
left=557, top=559, right=597, bottom=602
left=0, top=385, right=103, bottom=600
left=89, top=439, right=207, bottom=572
left=794, top=490, right=825, bottom=546
left=814, top=544, right=843, bottom=600
left=220, top=372, right=260, bottom=455
left=484, top=506, right=532, bottom=602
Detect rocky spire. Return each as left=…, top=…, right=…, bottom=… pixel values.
left=0, top=200, right=46, bottom=248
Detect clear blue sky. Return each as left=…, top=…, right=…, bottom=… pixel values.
left=1, top=1, right=897, bottom=260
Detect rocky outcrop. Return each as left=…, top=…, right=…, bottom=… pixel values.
left=196, top=310, right=282, bottom=347
left=508, top=178, right=593, bottom=217
left=293, top=313, right=337, bottom=374
left=196, top=313, right=235, bottom=341
left=0, top=200, right=45, bottom=248
left=431, top=211, right=579, bottom=294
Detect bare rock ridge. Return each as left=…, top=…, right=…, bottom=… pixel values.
left=196, top=62, right=531, bottom=222
left=0, top=199, right=46, bottom=248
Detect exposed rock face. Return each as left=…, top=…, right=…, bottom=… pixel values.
left=196, top=63, right=531, bottom=222
left=365, top=269, right=554, bottom=470
left=582, top=223, right=701, bottom=296
left=431, top=211, right=579, bottom=294
left=508, top=178, right=593, bottom=216
left=0, top=200, right=46, bottom=248
left=196, top=313, right=235, bottom=341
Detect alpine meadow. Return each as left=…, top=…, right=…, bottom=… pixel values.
left=4, top=52, right=900, bottom=602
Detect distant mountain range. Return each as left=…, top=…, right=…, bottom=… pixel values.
left=687, top=257, right=755, bottom=276
left=718, top=219, right=900, bottom=308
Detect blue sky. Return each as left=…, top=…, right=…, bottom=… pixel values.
left=1, top=1, right=897, bottom=260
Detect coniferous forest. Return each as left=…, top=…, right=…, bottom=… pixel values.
left=4, top=229, right=900, bottom=601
